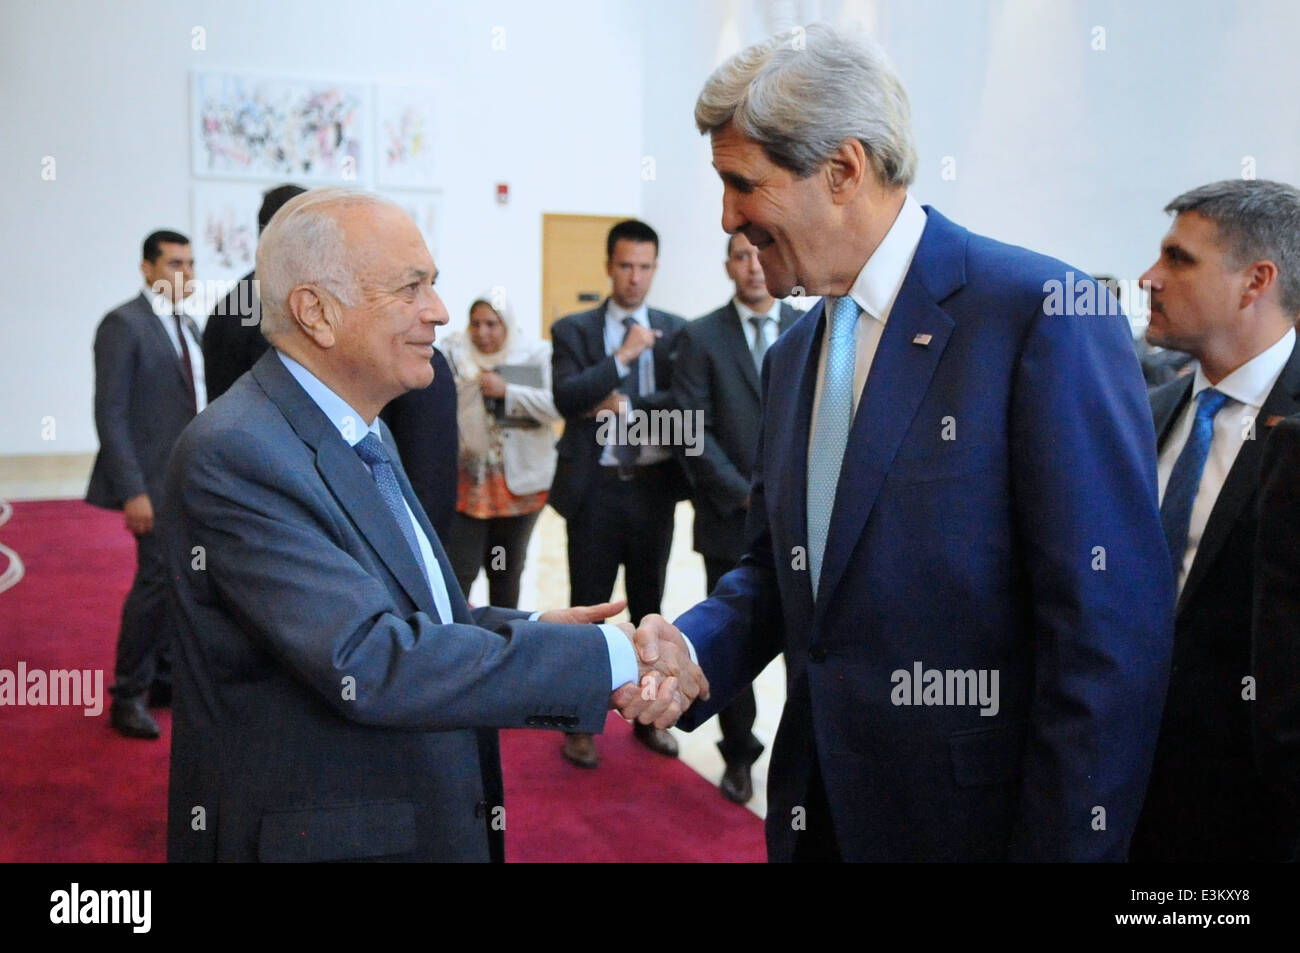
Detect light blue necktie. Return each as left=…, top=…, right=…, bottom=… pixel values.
left=807, top=296, right=859, bottom=599
left=353, top=433, right=430, bottom=589
left=1160, top=387, right=1230, bottom=577
left=615, top=316, right=650, bottom=468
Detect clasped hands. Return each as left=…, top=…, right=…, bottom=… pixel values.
left=537, top=601, right=709, bottom=729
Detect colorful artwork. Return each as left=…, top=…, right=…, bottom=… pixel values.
left=192, top=182, right=261, bottom=296
left=377, top=85, right=437, bottom=188
left=192, top=71, right=366, bottom=182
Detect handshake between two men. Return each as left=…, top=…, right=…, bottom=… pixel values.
left=545, top=600, right=709, bottom=729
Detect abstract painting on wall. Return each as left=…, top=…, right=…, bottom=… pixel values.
left=192, top=182, right=262, bottom=299
left=192, top=71, right=367, bottom=182
left=376, top=85, right=437, bottom=188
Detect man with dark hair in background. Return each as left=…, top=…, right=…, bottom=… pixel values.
left=549, top=219, right=690, bottom=767
left=1131, top=178, right=1300, bottom=862
left=202, top=184, right=306, bottom=401
left=87, top=229, right=203, bottom=739
left=672, top=232, right=799, bottom=803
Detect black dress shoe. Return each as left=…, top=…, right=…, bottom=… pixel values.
left=147, top=681, right=172, bottom=708
left=633, top=722, right=678, bottom=757
left=720, top=761, right=753, bottom=804
left=110, top=698, right=160, bottom=740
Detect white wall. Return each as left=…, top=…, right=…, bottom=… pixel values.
left=0, top=0, right=644, bottom=456
left=639, top=0, right=1300, bottom=322
left=5, top=0, right=1300, bottom=457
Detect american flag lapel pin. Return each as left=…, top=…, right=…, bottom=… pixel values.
left=912, top=333, right=932, bottom=347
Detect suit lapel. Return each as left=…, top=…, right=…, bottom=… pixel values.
left=133, top=293, right=192, bottom=395
left=774, top=299, right=824, bottom=620
left=1152, top=376, right=1194, bottom=450
left=722, top=304, right=762, bottom=400
left=251, top=352, right=441, bottom=620
left=382, top=419, right=471, bottom=623
left=812, top=208, right=965, bottom=621
left=586, top=302, right=611, bottom=366
left=1177, top=340, right=1300, bottom=614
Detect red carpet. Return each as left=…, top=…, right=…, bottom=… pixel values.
left=0, top=500, right=765, bottom=863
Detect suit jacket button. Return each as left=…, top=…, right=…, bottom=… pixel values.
left=809, top=645, right=827, bottom=663
left=524, top=716, right=540, bottom=726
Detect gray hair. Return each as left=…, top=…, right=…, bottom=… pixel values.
left=695, top=22, right=917, bottom=187
left=1166, top=179, right=1300, bottom=315
left=256, top=187, right=398, bottom=339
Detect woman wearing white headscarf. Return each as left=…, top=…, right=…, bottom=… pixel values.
left=438, top=290, right=559, bottom=607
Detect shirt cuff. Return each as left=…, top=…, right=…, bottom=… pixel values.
left=600, top=623, right=639, bottom=691
left=528, top=610, right=542, bottom=621
left=614, top=356, right=631, bottom=377
left=677, top=628, right=699, bottom=665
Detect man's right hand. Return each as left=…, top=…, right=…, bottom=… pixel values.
left=615, top=323, right=658, bottom=366
left=610, top=614, right=709, bottom=728
left=123, top=494, right=154, bottom=535
left=586, top=391, right=626, bottom=418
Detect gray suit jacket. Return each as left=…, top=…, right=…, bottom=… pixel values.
left=672, top=301, right=799, bottom=562
left=86, top=292, right=197, bottom=510
left=161, top=350, right=612, bottom=862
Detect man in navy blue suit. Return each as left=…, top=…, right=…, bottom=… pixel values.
left=634, top=24, right=1174, bottom=861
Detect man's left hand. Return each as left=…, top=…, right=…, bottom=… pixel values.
left=537, top=599, right=627, bottom=625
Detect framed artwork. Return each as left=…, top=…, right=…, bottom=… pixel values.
left=191, top=182, right=262, bottom=310
left=376, top=84, right=437, bottom=189
left=192, top=71, right=367, bottom=183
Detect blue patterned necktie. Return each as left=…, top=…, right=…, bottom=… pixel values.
left=807, top=296, right=859, bottom=599
left=1160, top=387, right=1230, bottom=577
left=353, top=433, right=430, bottom=587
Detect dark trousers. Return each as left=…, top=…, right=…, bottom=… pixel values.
left=110, top=530, right=174, bottom=701
left=791, top=757, right=843, bottom=863
left=705, top=556, right=765, bottom=768
left=565, top=463, right=678, bottom=625
left=444, top=510, right=542, bottom=610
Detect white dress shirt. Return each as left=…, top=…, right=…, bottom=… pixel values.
left=276, top=350, right=639, bottom=689
left=145, top=285, right=207, bottom=413
left=808, top=193, right=927, bottom=450
left=1157, top=327, right=1295, bottom=594
left=600, top=301, right=670, bottom=466
left=734, top=298, right=782, bottom=352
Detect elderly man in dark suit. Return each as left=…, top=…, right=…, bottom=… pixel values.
left=548, top=220, right=690, bottom=767
left=634, top=24, right=1172, bottom=862
left=1129, top=179, right=1300, bottom=863
left=87, top=230, right=204, bottom=739
left=160, top=189, right=704, bottom=862
left=672, top=232, right=798, bottom=803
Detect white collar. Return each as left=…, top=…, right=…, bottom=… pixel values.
left=143, top=283, right=181, bottom=317
left=1191, top=326, right=1295, bottom=409
left=733, top=297, right=780, bottom=323
left=276, top=350, right=381, bottom=443
left=606, top=300, right=648, bottom=327
left=832, top=193, right=927, bottom=323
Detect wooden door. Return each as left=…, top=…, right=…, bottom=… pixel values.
left=541, top=213, right=628, bottom=339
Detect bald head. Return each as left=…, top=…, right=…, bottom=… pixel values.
left=255, top=187, right=449, bottom=421
left=256, top=188, right=400, bottom=339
